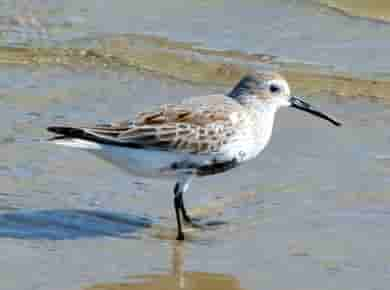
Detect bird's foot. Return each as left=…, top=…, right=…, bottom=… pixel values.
left=183, top=215, right=205, bottom=228
left=203, top=220, right=228, bottom=227
left=183, top=215, right=227, bottom=229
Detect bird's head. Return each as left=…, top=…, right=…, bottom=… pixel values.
left=228, top=72, right=341, bottom=126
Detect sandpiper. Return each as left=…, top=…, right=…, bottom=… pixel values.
left=47, top=72, right=341, bottom=240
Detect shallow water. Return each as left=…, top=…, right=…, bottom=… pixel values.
left=1, top=1, right=390, bottom=290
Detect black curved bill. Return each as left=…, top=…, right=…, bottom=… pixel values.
left=289, top=96, right=342, bottom=127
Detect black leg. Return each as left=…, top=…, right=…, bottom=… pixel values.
left=179, top=194, right=192, bottom=223
left=178, top=193, right=204, bottom=229
left=174, top=183, right=185, bottom=240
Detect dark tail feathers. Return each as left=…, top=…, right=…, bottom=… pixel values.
left=47, top=126, right=144, bottom=148
left=47, top=126, right=85, bottom=136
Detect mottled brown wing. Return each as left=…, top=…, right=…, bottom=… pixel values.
left=85, top=95, right=245, bottom=153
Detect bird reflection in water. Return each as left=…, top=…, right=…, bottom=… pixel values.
left=86, top=242, right=246, bottom=290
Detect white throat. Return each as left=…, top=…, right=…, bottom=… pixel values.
left=253, top=104, right=277, bottom=150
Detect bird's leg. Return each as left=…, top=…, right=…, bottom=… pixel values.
left=179, top=194, right=203, bottom=228
left=176, top=175, right=200, bottom=225
left=174, top=183, right=185, bottom=241
left=177, top=184, right=205, bottom=231
left=173, top=174, right=198, bottom=240
left=178, top=193, right=192, bottom=223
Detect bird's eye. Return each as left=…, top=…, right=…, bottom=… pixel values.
left=269, top=84, right=280, bottom=93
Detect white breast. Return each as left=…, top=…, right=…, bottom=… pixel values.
left=218, top=107, right=276, bottom=163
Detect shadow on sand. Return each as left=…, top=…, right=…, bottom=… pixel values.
left=0, top=209, right=154, bottom=240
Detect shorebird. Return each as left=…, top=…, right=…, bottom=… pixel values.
left=47, top=72, right=341, bottom=240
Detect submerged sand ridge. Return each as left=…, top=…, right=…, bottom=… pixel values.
left=316, top=0, right=390, bottom=23
left=0, top=33, right=389, bottom=100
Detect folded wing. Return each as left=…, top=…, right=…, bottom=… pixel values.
left=48, top=95, right=245, bottom=154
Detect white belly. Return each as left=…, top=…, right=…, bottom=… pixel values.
left=92, top=145, right=193, bottom=178
left=52, top=138, right=214, bottom=178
